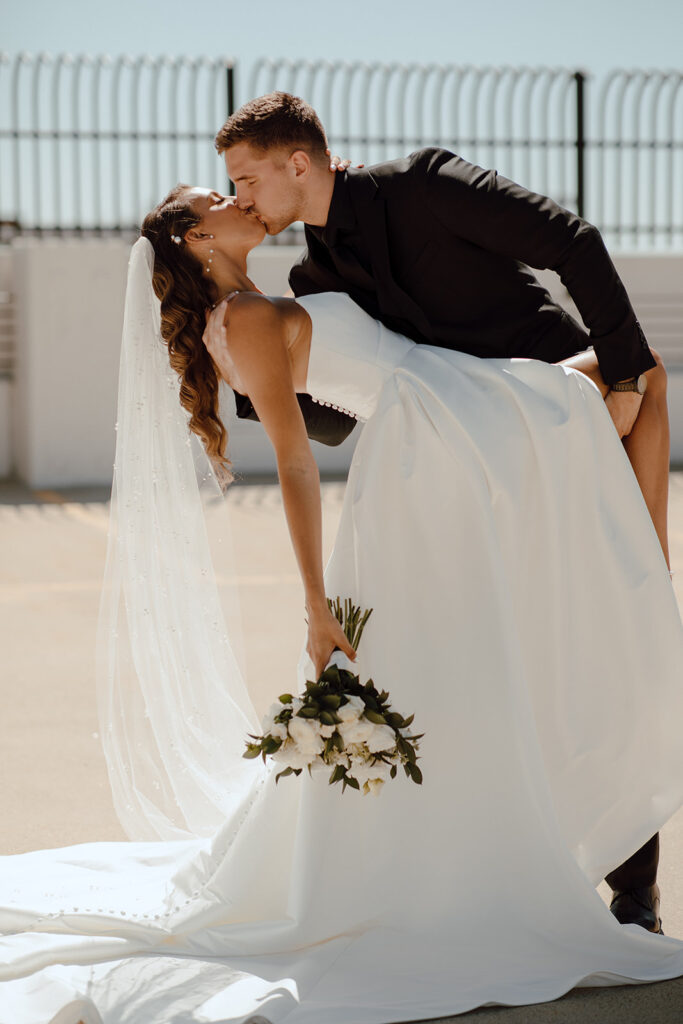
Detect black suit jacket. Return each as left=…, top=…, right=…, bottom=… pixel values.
left=235, top=148, right=655, bottom=446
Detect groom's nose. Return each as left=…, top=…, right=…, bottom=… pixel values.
left=235, top=195, right=253, bottom=211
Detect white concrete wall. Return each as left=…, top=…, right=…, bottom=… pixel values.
left=2, top=241, right=683, bottom=487
left=11, top=239, right=129, bottom=488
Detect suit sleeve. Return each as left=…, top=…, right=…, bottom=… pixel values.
left=417, top=148, right=656, bottom=384
left=233, top=390, right=358, bottom=448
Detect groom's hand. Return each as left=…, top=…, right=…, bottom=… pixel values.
left=202, top=298, right=236, bottom=377
left=604, top=389, right=643, bottom=438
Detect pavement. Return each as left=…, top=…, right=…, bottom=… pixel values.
left=2, top=473, right=683, bottom=1022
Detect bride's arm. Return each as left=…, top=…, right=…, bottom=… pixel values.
left=203, top=294, right=357, bottom=678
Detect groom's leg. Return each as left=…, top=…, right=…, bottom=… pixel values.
left=558, top=348, right=669, bottom=930
left=604, top=834, right=659, bottom=890
left=604, top=835, right=662, bottom=934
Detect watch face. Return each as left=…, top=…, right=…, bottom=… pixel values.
left=637, top=374, right=647, bottom=394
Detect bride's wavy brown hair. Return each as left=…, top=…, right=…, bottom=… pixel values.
left=140, top=184, right=234, bottom=488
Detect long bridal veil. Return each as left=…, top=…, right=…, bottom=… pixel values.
left=95, top=236, right=265, bottom=842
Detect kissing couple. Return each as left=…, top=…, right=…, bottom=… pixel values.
left=2, top=92, right=683, bottom=1024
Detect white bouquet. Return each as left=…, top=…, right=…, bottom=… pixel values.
left=243, top=599, right=423, bottom=795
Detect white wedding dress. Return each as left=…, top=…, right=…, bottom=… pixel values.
left=4, top=291, right=683, bottom=1024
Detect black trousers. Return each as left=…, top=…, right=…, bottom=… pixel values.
left=604, top=833, right=659, bottom=890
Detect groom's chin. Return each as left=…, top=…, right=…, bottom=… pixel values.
left=264, top=214, right=298, bottom=236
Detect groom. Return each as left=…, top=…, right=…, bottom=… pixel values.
left=214, top=92, right=667, bottom=934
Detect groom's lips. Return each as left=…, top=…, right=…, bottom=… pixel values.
left=244, top=208, right=266, bottom=227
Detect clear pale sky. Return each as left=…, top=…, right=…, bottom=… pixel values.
left=3, top=0, right=683, bottom=78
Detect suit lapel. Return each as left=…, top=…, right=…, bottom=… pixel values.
left=346, top=170, right=433, bottom=341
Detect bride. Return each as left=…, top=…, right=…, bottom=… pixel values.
left=3, top=183, right=683, bottom=1024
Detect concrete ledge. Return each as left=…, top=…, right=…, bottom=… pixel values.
left=3, top=242, right=683, bottom=486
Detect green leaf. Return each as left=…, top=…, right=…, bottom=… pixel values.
left=262, top=735, right=283, bottom=755
left=275, top=766, right=295, bottom=784
left=345, top=775, right=360, bottom=791
left=242, top=744, right=262, bottom=759
left=299, top=705, right=320, bottom=718
left=364, top=709, right=387, bottom=725
left=402, top=714, right=415, bottom=728
left=390, top=764, right=398, bottom=779
left=329, top=764, right=346, bottom=785
left=409, top=764, right=423, bottom=785
left=320, top=693, right=342, bottom=710
left=278, top=693, right=294, bottom=704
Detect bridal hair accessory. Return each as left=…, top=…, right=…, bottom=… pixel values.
left=96, top=236, right=263, bottom=841
left=244, top=598, right=424, bottom=795
left=171, top=234, right=182, bottom=244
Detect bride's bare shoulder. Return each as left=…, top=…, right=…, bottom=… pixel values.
left=224, top=293, right=309, bottom=350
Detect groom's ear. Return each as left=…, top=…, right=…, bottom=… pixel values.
left=289, top=149, right=312, bottom=179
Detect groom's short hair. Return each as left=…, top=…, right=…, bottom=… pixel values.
left=214, top=92, right=328, bottom=164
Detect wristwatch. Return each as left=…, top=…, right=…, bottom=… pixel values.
left=610, top=374, right=648, bottom=395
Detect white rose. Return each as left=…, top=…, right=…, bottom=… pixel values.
left=336, top=695, right=366, bottom=723
left=269, top=722, right=288, bottom=741
left=338, top=716, right=375, bottom=747
left=366, top=724, right=397, bottom=754
left=288, top=715, right=324, bottom=756
left=350, top=755, right=392, bottom=788
left=347, top=758, right=375, bottom=787
left=319, top=724, right=336, bottom=738
left=261, top=701, right=288, bottom=736
left=271, top=739, right=312, bottom=771
left=369, top=758, right=392, bottom=782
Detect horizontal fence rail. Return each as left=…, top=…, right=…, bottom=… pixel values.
left=1, top=53, right=682, bottom=248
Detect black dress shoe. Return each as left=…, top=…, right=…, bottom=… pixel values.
left=609, top=883, right=664, bottom=934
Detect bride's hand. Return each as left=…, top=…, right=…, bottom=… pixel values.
left=305, top=603, right=358, bottom=679
left=202, top=298, right=234, bottom=373
left=326, top=148, right=364, bottom=172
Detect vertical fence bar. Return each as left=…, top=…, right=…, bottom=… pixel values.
left=574, top=70, right=585, bottom=219
left=226, top=64, right=235, bottom=195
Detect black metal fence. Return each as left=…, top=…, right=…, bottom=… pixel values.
left=1, top=53, right=682, bottom=248
left=0, top=53, right=234, bottom=239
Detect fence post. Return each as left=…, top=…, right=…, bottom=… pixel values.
left=226, top=64, right=236, bottom=195
left=574, top=70, right=586, bottom=219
